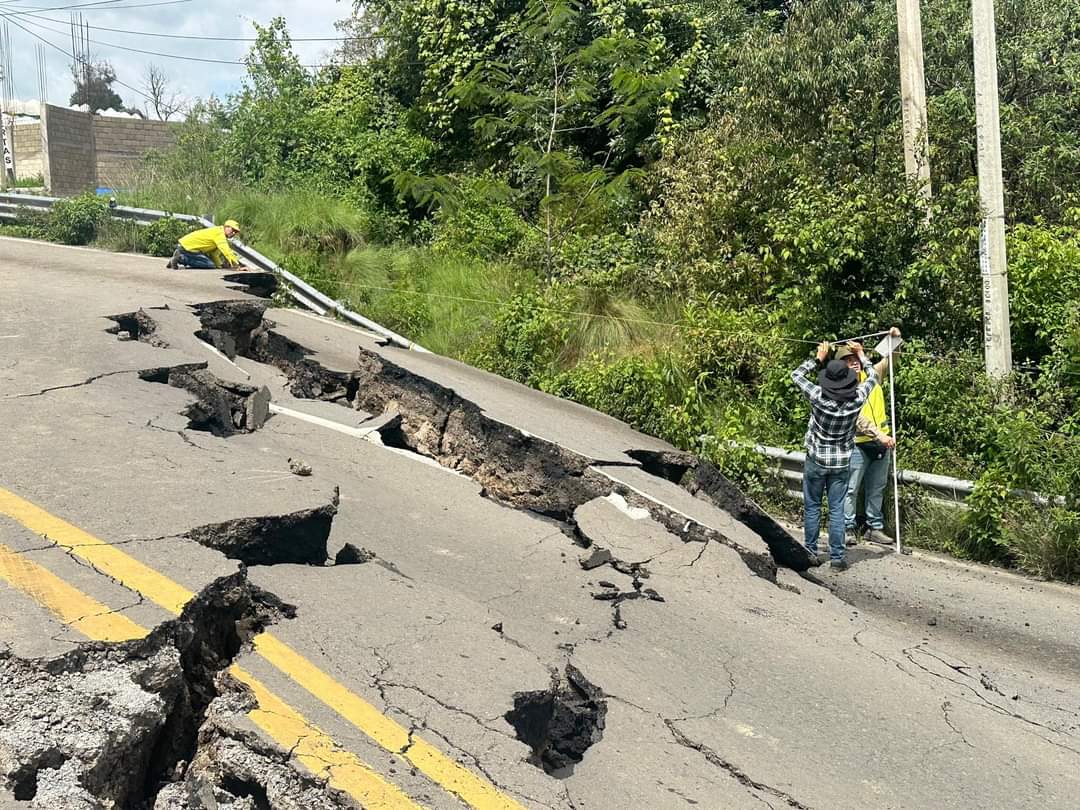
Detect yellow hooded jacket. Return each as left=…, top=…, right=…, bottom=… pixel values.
left=855, top=355, right=891, bottom=443
left=178, top=225, right=239, bottom=268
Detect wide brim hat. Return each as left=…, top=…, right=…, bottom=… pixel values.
left=818, top=359, right=858, bottom=401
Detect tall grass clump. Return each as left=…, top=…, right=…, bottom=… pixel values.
left=337, top=246, right=532, bottom=356
left=214, top=188, right=372, bottom=259
left=558, top=286, right=659, bottom=366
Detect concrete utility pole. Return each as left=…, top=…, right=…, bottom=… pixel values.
left=971, top=0, right=1012, bottom=377
left=896, top=0, right=932, bottom=201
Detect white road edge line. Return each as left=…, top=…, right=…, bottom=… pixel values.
left=269, top=403, right=460, bottom=475
left=286, top=309, right=383, bottom=341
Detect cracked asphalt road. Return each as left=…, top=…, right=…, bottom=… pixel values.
left=1, top=236, right=1079, bottom=809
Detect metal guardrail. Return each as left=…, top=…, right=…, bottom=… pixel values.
left=754, top=443, right=1065, bottom=508
left=0, top=192, right=428, bottom=353
left=754, top=444, right=973, bottom=505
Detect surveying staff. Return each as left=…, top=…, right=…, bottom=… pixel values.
left=166, top=220, right=246, bottom=270
left=840, top=327, right=901, bottom=546
left=791, top=341, right=878, bottom=570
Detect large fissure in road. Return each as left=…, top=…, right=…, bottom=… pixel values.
left=0, top=571, right=360, bottom=808
left=191, top=301, right=810, bottom=585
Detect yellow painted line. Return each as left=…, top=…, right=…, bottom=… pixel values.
left=0, top=536, right=422, bottom=809
left=231, top=665, right=422, bottom=810
left=0, top=489, right=193, bottom=614
left=254, top=634, right=524, bottom=810
left=0, top=542, right=146, bottom=642
left=0, top=486, right=526, bottom=810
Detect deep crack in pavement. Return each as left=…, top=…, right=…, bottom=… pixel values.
left=0, top=570, right=351, bottom=809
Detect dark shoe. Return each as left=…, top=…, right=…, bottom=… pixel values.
left=829, top=558, right=850, bottom=571
left=166, top=248, right=182, bottom=269
left=806, top=548, right=828, bottom=566
left=845, top=527, right=860, bottom=547
left=866, top=528, right=894, bottom=547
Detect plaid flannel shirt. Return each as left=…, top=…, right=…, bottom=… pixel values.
left=791, top=357, right=878, bottom=471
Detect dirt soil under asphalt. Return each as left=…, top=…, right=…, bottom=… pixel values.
left=0, top=236, right=1078, bottom=809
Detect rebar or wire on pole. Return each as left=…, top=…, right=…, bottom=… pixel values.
left=37, top=44, right=47, bottom=105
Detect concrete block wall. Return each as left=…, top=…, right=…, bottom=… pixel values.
left=92, top=117, right=177, bottom=189
left=41, top=105, right=96, bottom=197
left=11, top=123, right=43, bottom=182
left=38, top=104, right=180, bottom=195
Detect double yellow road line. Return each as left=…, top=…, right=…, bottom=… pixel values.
left=0, top=487, right=525, bottom=810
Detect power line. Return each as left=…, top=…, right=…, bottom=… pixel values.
left=18, top=15, right=335, bottom=66
left=0, top=0, right=190, bottom=16
left=3, top=12, right=155, bottom=102
left=20, top=15, right=250, bottom=64
left=13, top=11, right=385, bottom=42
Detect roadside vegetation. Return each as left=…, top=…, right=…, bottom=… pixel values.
left=3, top=0, right=1078, bottom=580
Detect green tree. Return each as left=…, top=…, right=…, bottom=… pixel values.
left=69, top=61, right=126, bottom=113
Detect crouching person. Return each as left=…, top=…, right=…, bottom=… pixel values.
left=167, top=219, right=245, bottom=270
left=791, top=341, right=877, bottom=570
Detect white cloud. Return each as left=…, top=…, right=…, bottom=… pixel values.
left=5, top=0, right=350, bottom=116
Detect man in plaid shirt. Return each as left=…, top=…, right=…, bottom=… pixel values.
left=791, top=341, right=877, bottom=569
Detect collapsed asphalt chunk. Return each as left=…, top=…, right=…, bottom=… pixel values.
left=191, top=299, right=270, bottom=360
left=139, top=363, right=271, bottom=437
left=504, top=665, right=607, bottom=777
left=105, top=308, right=170, bottom=348
left=184, top=500, right=338, bottom=566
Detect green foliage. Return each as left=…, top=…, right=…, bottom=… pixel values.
left=69, top=61, right=126, bottom=113
left=124, top=101, right=232, bottom=215
left=1006, top=223, right=1080, bottom=361
left=46, top=194, right=109, bottom=245
left=218, top=188, right=370, bottom=256
left=543, top=353, right=677, bottom=439
left=430, top=175, right=530, bottom=260
left=10, top=174, right=45, bottom=189
left=1004, top=503, right=1080, bottom=583
left=143, top=217, right=199, bottom=256
left=473, top=291, right=567, bottom=386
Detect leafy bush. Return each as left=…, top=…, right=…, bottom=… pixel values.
left=46, top=194, right=108, bottom=245
left=1006, top=223, right=1080, bottom=362
left=472, top=292, right=566, bottom=386
left=431, top=176, right=530, bottom=260
left=141, top=217, right=199, bottom=257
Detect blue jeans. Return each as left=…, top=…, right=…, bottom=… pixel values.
left=844, top=445, right=892, bottom=530
left=176, top=246, right=217, bottom=269
left=803, top=456, right=850, bottom=561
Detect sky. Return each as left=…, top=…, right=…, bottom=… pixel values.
left=1, top=0, right=353, bottom=116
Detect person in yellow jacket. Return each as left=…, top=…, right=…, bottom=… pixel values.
left=166, top=220, right=246, bottom=270
left=839, top=326, right=901, bottom=546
